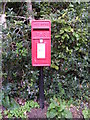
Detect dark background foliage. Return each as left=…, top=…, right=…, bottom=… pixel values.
left=2, top=2, right=89, bottom=106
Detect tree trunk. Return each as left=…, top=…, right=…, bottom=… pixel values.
left=0, top=2, right=7, bottom=29
left=27, top=0, right=34, bottom=22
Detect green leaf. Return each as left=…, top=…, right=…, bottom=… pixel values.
left=82, top=108, right=90, bottom=119
left=65, top=110, right=72, bottom=118
left=47, top=109, right=57, bottom=118
left=60, top=30, right=64, bottom=34
left=49, top=103, right=56, bottom=109
left=51, top=64, right=59, bottom=70
left=62, top=33, right=69, bottom=40
left=55, top=35, right=60, bottom=38
left=2, top=96, right=10, bottom=108
left=6, top=96, right=10, bottom=107
left=10, top=98, right=19, bottom=109
left=75, top=47, right=79, bottom=51
left=73, top=32, right=79, bottom=38
left=69, top=3, right=74, bottom=8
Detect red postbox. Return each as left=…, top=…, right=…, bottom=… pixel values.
left=31, top=20, right=51, bottom=66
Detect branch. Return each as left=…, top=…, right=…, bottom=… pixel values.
left=6, top=15, right=32, bottom=20
left=3, top=2, right=7, bottom=14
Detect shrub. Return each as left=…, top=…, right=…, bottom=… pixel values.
left=47, top=96, right=72, bottom=118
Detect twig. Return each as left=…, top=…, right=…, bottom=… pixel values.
left=6, top=15, right=32, bottom=20
left=17, top=2, right=24, bottom=16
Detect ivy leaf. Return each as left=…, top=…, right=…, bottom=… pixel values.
left=60, top=30, right=64, bottom=34
left=69, top=3, right=74, bottom=8
left=51, top=64, right=59, bottom=70
left=55, top=35, right=60, bottom=38
left=75, top=47, right=79, bottom=51
left=73, top=32, right=79, bottom=38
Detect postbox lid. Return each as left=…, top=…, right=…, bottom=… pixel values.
left=31, top=20, right=51, bottom=29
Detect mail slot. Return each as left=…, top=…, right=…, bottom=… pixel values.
left=31, top=20, right=51, bottom=66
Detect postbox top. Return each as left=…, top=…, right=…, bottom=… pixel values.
left=31, top=20, right=51, bottom=29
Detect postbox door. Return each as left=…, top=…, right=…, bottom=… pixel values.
left=32, top=40, right=51, bottom=66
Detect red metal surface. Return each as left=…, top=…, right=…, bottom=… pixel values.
left=31, top=20, right=51, bottom=66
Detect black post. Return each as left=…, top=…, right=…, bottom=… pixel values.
left=39, top=66, right=44, bottom=109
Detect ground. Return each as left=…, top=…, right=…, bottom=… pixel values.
left=2, top=98, right=88, bottom=119
left=27, top=102, right=84, bottom=119
left=27, top=107, right=48, bottom=118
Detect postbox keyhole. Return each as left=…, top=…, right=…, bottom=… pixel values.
left=40, top=38, right=43, bottom=43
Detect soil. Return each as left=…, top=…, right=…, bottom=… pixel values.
left=70, top=104, right=84, bottom=119
left=27, top=102, right=48, bottom=118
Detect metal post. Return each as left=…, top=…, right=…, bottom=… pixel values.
left=39, top=66, right=44, bottom=109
